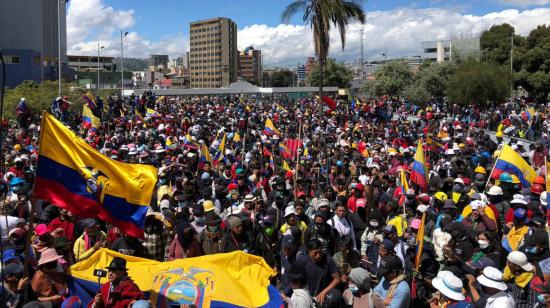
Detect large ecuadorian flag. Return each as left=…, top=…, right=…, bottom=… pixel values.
left=69, top=249, right=283, bottom=308
left=34, top=113, right=157, bottom=238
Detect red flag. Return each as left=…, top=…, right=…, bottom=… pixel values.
left=322, top=96, right=337, bottom=110
left=285, top=138, right=303, bottom=159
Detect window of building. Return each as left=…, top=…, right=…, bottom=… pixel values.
left=4, top=55, right=21, bottom=64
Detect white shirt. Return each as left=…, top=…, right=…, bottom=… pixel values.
left=290, top=288, right=315, bottom=308
left=0, top=215, right=19, bottom=244
left=485, top=290, right=515, bottom=308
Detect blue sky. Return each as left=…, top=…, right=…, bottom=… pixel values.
left=104, top=0, right=548, bottom=37
left=67, top=0, right=550, bottom=65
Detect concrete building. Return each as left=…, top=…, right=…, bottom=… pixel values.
left=239, top=46, right=261, bottom=85
left=189, top=17, right=238, bottom=88
left=68, top=55, right=115, bottom=72
left=0, top=0, right=68, bottom=87
left=297, top=64, right=306, bottom=83
left=149, top=55, right=169, bottom=70
left=421, top=37, right=480, bottom=62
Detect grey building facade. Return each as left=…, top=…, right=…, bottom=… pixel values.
left=0, top=0, right=68, bottom=87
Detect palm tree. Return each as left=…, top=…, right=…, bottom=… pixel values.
left=282, top=0, right=365, bottom=97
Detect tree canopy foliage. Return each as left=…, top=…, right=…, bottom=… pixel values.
left=308, top=59, right=353, bottom=88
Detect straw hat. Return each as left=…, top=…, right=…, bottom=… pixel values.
left=37, top=248, right=62, bottom=266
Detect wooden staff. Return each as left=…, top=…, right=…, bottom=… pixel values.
left=293, top=120, right=303, bottom=203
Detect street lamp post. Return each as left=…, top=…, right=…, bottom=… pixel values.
left=120, top=30, right=128, bottom=99
left=97, top=43, right=104, bottom=96
left=57, top=0, right=63, bottom=98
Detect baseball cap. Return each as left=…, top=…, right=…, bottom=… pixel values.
left=380, top=239, right=396, bottom=251
left=378, top=255, right=402, bottom=276
left=514, top=208, right=527, bottom=220
left=507, top=251, right=534, bottom=271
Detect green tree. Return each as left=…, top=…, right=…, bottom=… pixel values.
left=270, top=69, right=296, bottom=87
left=446, top=59, right=510, bottom=108
left=480, top=23, right=518, bottom=65
left=3, top=80, right=117, bottom=119
left=308, top=58, right=353, bottom=88
left=282, top=0, right=365, bottom=96
left=515, top=25, right=550, bottom=101
left=419, top=61, right=457, bottom=99
left=363, top=61, right=412, bottom=98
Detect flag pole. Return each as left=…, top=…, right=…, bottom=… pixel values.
left=545, top=156, right=550, bottom=255
left=294, top=120, right=303, bottom=203
left=484, top=144, right=503, bottom=192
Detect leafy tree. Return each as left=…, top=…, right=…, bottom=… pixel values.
left=270, top=69, right=296, bottom=87
left=417, top=61, right=457, bottom=99
left=282, top=0, right=365, bottom=96
left=515, top=25, right=550, bottom=101
left=446, top=59, right=510, bottom=108
left=480, top=23, right=518, bottom=65
left=308, top=59, right=353, bottom=88
left=3, top=80, right=117, bottom=119
left=363, top=61, right=412, bottom=98
left=261, top=72, right=272, bottom=87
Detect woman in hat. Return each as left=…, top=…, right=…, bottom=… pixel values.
left=90, top=257, right=143, bottom=308
left=428, top=271, right=471, bottom=308
left=31, top=248, right=68, bottom=306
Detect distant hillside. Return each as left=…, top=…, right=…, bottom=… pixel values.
left=113, top=57, right=148, bottom=72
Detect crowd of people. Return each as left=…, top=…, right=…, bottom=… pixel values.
left=1, top=92, right=550, bottom=308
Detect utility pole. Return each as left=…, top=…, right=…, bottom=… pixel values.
left=360, top=13, right=366, bottom=79
left=120, top=30, right=128, bottom=98
left=57, top=0, right=63, bottom=97
left=510, top=34, right=514, bottom=94
left=97, top=43, right=104, bottom=96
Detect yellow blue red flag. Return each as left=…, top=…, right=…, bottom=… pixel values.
left=410, top=139, right=428, bottom=192
left=492, top=144, right=537, bottom=188
left=146, top=108, right=160, bottom=117
left=82, top=92, right=96, bottom=108
left=282, top=160, right=292, bottom=172
left=213, top=134, right=226, bottom=165
left=263, top=118, right=280, bottom=136
left=68, top=249, right=282, bottom=308
left=82, top=105, right=100, bottom=129
left=200, top=142, right=212, bottom=164
left=34, top=113, right=157, bottom=238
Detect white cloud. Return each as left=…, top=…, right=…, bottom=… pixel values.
left=499, top=0, right=550, bottom=7
left=239, top=7, right=550, bottom=66
left=67, top=0, right=187, bottom=59
left=66, top=0, right=550, bottom=67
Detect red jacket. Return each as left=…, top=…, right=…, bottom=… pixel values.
left=88, top=277, right=143, bottom=308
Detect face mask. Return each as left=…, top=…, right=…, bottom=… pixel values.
left=478, top=240, right=490, bottom=249
left=265, top=227, right=274, bottom=236
left=453, top=184, right=463, bottom=193
left=207, top=225, right=219, bottom=232
left=536, top=294, right=545, bottom=303
left=370, top=220, right=379, bottom=228
left=525, top=246, right=539, bottom=254
left=195, top=217, right=205, bottom=225
left=349, top=284, right=359, bottom=295
left=158, top=179, right=166, bottom=185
